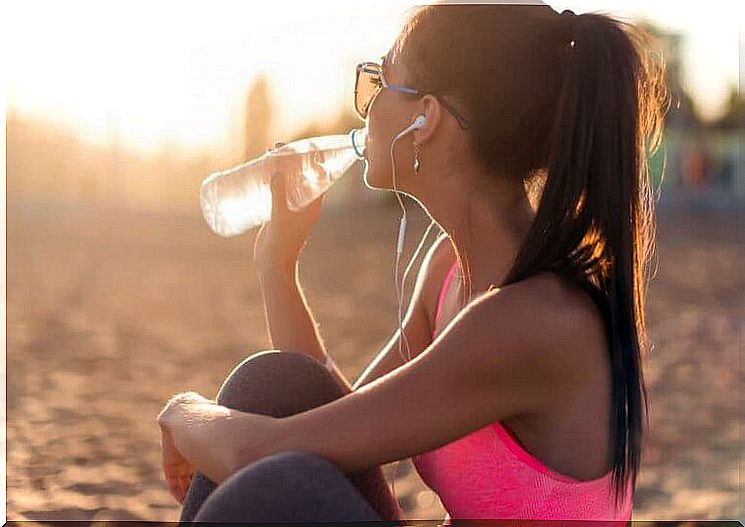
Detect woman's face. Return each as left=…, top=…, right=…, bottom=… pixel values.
left=362, top=49, right=420, bottom=194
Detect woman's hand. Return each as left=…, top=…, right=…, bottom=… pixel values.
left=156, top=391, right=209, bottom=429
left=156, top=391, right=211, bottom=502
left=156, top=391, right=279, bottom=486
left=253, top=141, right=327, bottom=272
left=159, top=424, right=195, bottom=504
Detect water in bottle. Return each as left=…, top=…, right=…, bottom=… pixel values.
left=200, top=127, right=368, bottom=238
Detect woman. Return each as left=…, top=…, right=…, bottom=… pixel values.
left=156, top=3, right=667, bottom=523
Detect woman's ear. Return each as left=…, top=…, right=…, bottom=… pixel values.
left=415, top=94, right=442, bottom=145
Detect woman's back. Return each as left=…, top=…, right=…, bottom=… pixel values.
left=409, top=235, right=633, bottom=521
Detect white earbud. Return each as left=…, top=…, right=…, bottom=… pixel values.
left=393, top=114, right=427, bottom=140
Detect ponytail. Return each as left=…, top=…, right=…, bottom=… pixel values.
left=501, top=11, right=668, bottom=508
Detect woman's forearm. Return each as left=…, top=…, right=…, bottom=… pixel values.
left=257, top=261, right=353, bottom=393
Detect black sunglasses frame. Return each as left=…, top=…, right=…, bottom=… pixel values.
left=354, top=59, right=471, bottom=131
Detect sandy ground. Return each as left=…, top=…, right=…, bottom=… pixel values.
left=6, top=196, right=743, bottom=522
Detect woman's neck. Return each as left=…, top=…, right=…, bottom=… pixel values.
left=437, top=180, right=535, bottom=301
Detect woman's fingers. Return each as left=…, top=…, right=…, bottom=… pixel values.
left=270, top=171, right=287, bottom=216
left=160, top=424, right=195, bottom=504
left=169, top=478, right=181, bottom=502
left=179, top=476, right=191, bottom=503
left=167, top=472, right=191, bottom=504
left=267, top=141, right=288, bottom=216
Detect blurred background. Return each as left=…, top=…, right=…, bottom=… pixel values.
left=4, top=0, right=743, bottom=522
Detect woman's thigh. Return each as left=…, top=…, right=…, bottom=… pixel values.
left=192, top=450, right=385, bottom=523
left=178, top=350, right=402, bottom=522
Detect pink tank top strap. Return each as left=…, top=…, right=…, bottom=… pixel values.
left=435, top=260, right=459, bottom=322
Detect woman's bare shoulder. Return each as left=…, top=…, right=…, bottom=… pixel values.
left=418, top=232, right=457, bottom=318
left=507, top=271, right=608, bottom=361
left=427, top=231, right=457, bottom=277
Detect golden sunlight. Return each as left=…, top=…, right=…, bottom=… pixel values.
left=6, top=1, right=739, bottom=156
left=4, top=0, right=740, bottom=213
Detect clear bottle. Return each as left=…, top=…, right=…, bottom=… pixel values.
left=200, top=127, right=367, bottom=238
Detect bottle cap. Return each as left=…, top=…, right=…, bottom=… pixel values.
left=350, top=127, right=367, bottom=159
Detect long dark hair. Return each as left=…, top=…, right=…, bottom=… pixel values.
left=393, top=4, right=668, bottom=507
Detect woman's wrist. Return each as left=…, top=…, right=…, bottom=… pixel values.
left=256, top=256, right=298, bottom=285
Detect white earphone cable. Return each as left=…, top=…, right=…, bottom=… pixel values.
left=398, top=218, right=438, bottom=360
left=387, top=124, right=440, bottom=511
left=390, top=133, right=437, bottom=363
left=390, top=135, right=408, bottom=363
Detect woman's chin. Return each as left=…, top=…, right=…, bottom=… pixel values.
left=362, top=167, right=386, bottom=190
left=363, top=164, right=404, bottom=192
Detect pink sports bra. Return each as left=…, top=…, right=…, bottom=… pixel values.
left=410, top=260, right=634, bottom=522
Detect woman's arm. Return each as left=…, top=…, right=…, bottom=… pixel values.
left=252, top=153, right=352, bottom=391
left=352, top=232, right=450, bottom=390
left=257, top=260, right=353, bottom=392
left=156, top=392, right=241, bottom=484
left=232, top=274, right=585, bottom=475
left=259, top=230, right=450, bottom=394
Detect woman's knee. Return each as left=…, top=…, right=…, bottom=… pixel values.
left=235, top=450, right=346, bottom=485
left=193, top=450, right=382, bottom=523
left=214, top=349, right=346, bottom=418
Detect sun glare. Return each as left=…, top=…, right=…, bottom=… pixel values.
left=4, top=1, right=740, bottom=156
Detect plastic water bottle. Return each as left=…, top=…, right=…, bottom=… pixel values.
left=200, top=127, right=368, bottom=238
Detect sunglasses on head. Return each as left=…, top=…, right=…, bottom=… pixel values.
left=354, top=57, right=470, bottom=130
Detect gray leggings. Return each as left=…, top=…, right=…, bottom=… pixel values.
left=178, top=350, right=404, bottom=524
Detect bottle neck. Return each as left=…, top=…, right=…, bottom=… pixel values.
left=350, top=127, right=367, bottom=159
